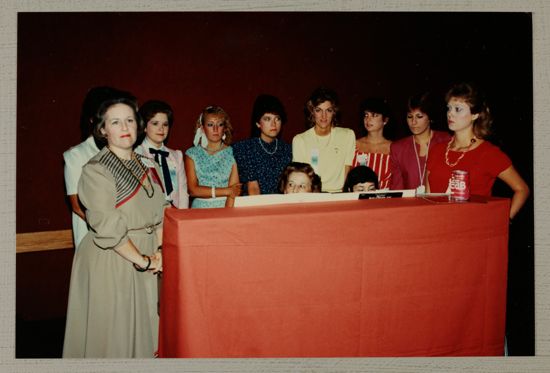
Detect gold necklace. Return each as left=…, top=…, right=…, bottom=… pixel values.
left=108, top=148, right=155, bottom=198
left=444, top=137, right=477, bottom=167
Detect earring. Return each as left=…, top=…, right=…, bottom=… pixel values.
left=222, top=133, right=227, bottom=141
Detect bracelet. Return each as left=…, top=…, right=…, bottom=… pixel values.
left=133, top=255, right=151, bottom=272
left=211, top=186, right=216, bottom=199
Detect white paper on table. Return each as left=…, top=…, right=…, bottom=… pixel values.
left=234, top=189, right=416, bottom=207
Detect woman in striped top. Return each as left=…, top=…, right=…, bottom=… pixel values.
left=352, top=97, right=392, bottom=189
left=63, top=96, right=167, bottom=358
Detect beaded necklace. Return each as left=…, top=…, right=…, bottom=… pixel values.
left=444, top=137, right=477, bottom=167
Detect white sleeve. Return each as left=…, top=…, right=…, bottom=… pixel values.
left=344, top=129, right=356, bottom=166
left=63, top=148, right=86, bottom=195
left=292, top=134, right=308, bottom=163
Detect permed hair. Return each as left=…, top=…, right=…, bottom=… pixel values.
left=138, top=100, right=174, bottom=145
left=79, top=86, right=136, bottom=141
left=278, top=161, right=322, bottom=193
left=91, top=96, right=143, bottom=147
left=139, top=100, right=174, bottom=127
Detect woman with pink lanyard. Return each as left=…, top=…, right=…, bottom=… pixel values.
left=389, top=92, right=451, bottom=192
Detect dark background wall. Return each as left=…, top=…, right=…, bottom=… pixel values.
left=16, top=12, right=534, bottom=356
left=16, top=12, right=533, bottom=233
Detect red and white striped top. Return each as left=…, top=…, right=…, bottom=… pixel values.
left=352, top=150, right=392, bottom=189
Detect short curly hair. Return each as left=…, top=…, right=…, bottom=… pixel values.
left=278, top=162, right=322, bottom=193
left=91, top=96, right=143, bottom=147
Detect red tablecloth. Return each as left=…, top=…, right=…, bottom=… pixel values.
left=158, top=196, right=510, bottom=357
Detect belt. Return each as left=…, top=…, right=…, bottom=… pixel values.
left=128, top=221, right=161, bottom=235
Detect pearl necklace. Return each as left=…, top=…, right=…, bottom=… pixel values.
left=258, top=138, right=278, bottom=155
left=444, top=137, right=477, bottom=167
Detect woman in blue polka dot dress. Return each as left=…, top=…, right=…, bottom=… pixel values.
left=184, top=106, right=241, bottom=208
left=232, top=94, right=292, bottom=195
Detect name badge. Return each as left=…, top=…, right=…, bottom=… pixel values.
left=356, top=153, right=367, bottom=166
left=310, top=148, right=319, bottom=171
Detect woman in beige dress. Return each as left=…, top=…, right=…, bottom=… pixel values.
left=63, top=95, right=168, bottom=358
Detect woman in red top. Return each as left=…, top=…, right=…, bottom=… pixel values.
left=353, top=97, right=392, bottom=189
left=426, top=82, right=529, bottom=219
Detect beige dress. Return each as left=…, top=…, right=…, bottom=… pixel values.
left=63, top=147, right=167, bottom=358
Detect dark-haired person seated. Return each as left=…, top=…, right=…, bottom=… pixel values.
left=278, top=162, right=322, bottom=194
left=343, top=165, right=379, bottom=192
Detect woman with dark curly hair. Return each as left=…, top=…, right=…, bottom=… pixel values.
left=278, top=161, right=322, bottom=194
left=426, top=82, right=529, bottom=219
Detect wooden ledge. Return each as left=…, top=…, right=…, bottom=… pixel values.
left=16, top=229, right=74, bottom=253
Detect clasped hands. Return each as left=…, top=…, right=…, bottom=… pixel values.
left=134, top=251, right=163, bottom=274
left=228, top=183, right=242, bottom=199
left=149, top=251, right=163, bottom=274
